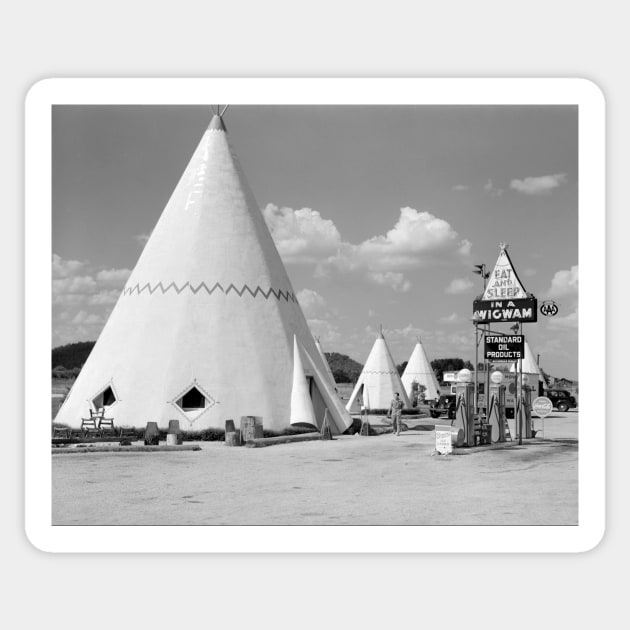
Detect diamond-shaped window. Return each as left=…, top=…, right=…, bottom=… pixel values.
left=92, top=385, right=116, bottom=409
left=176, top=386, right=207, bottom=412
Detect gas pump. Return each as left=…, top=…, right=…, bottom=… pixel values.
left=515, top=374, right=532, bottom=440
left=488, top=370, right=506, bottom=443
left=522, top=383, right=534, bottom=438
left=454, top=369, right=475, bottom=447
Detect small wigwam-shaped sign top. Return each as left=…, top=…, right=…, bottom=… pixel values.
left=482, top=243, right=528, bottom=301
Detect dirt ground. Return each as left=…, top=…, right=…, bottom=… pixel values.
left=52, top=411, right=578, bottom=526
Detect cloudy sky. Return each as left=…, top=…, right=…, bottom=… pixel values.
left=52, top=105, right=579, bottom=379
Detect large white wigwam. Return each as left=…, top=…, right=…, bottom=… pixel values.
left=345, top=331, right=411, bottom=412
left=401, top=339, right=440, bottom=402
left=56, top=112, right=352, bottom=435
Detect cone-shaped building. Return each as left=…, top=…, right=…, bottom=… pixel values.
left=290, top=336, right=318, bottom=429
left=345, top=332, right=411, bottom=412
left=401, top=339, right=440, bottom=402
left=315, top=338, right=337, bottom=388
left=509, top=339, right=544, bottom=394
left=55, top=113, right=351, bottom=435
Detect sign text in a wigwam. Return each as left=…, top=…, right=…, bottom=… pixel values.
left=473, top=298, right=538, bottom=324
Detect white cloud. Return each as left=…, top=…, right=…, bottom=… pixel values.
left=327, top=207, right=472, bottom=286
left=366, top=271, right=411, bottom=293
left=96, top=268, right=132, bottom=286
left=265, top=204, right=472, bottom=292
left=52, top=275, right=97, bottom=296
left=439, top=312, right=463, bottom=324
left=88, top=289, right=122, bottom=305
left=263, top=204, right=341, bottom=264
left=445, top=277, right=474, bottom=295
left=52, top=254, right=134, bottom=346
left=297, top=288, right=342, bottom=344
left=356, top=207, right=468, bottom=266
left=297, top=288, right=327, bottom=317
left=306, top=318, right=342, bottom=344
left=52, top=254, right=85, bottom=278
left=484, top=179, right=503, bottom=197
left=452, top=184, right=468, bottom=191
left=510, top=173, right=567, bottom=195
left=71, top=310, right=106, bottom=325
left=547, top=308, right=578, bottom=330
left=52, top=292, right=86, bottom=306
left=546, top=265, right=578, bottom=297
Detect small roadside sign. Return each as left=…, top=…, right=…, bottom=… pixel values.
left=532, top=396, right=553, bottom=418
left=435, top=425, right=453, bottom=454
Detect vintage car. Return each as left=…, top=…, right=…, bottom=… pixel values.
left=429, top=394, right=457, bottom=420
left=546, top=389, right=577, bottom=412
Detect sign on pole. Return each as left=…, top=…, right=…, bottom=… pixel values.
left=482, top=244, right=528, bottom=301
left=540, top=300, right=559, bottom=317
left=484, top=334, right=525, bottom=361
left=472, top=244, right=537, bottom=323
left=531, top=396, right=553, bottom=418
left=473, top=298, right=538, bottom=323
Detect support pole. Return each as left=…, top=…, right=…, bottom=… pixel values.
left=518, top=327, right=524, bottom=446
left=485, top=323, right=491, bottom=419
left=474, top=323, right=479, bottom=413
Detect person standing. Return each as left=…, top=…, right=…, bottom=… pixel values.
left=389, top=392, right=405, bottom=436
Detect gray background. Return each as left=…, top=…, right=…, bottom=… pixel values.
left=4, top=1, right=623, bottom=628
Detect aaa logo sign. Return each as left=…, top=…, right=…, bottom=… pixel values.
left=540, top=300, right=559, bottom=317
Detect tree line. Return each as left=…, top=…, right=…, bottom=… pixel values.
left=52, top=340, right=474, bottom=386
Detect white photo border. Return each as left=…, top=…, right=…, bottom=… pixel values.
left=25, top=78, right=605, bottom=553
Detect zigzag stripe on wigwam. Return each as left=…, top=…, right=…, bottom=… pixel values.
left=361, top=370, right=400, bottom=375
left=122, top=280, right=297, bottom=303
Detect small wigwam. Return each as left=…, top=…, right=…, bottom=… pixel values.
left=509, top=338, right=544, bottom=393
left=401, top=337, right=440, bottom=403
left=56, top=108, right=351, bottom=435
left=345, top=328, right=411, bottom=412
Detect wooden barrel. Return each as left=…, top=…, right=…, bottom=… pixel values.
left=225, top=432, right=241, bottom=447
left=225, top=419, right=236, bottom=433
left=144, top=422, right=160, bottom=445
left=167, top=419, right=183, bottom=444
left=240, top=416, right=263, bottom=442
